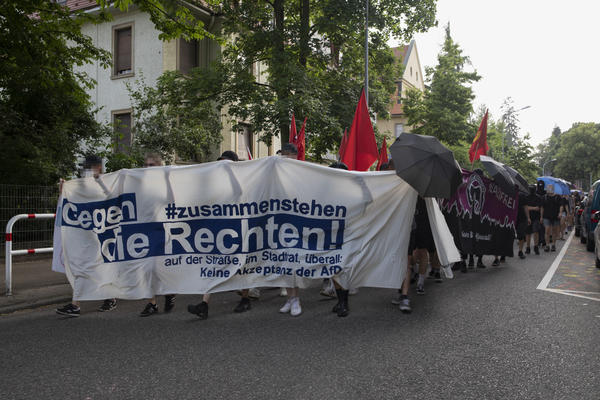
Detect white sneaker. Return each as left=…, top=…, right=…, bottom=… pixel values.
left=391, top=292, right=402, bottom=305
left=279, top=288, right=288, bottom=297
left=248, top=288, right=261, bottom=299
left=442, top=265, right=454, bottom=279
left=279, top=299, right=292, bottom=313
left=290, top=297, right=302, bottom=316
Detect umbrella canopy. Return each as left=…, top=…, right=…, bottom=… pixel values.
left=537, top=176, right=570, bottom=195
left=503, top=164, right=529, bottom=194
left=479, top=155, right=516, bottom=193
left=389, top=133, right=462, bottom=198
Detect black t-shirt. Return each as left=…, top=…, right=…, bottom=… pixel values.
left=517, top=193, right=528, bottom=222
left=543, top=194, right=561, bottom=220
left=527, top=193, right=542, bottom=220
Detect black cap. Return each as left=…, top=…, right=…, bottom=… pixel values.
left=217, top=151, right=239, bottom=162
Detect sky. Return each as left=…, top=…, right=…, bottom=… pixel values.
left=390, top=0, right=600, bottom=147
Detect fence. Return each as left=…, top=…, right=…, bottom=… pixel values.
left=0, top=184, right=59, bottom=259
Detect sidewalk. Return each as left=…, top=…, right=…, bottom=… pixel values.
left=0, top=256, right=71, bottom=314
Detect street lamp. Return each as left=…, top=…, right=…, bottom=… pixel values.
left=543, top=158, right=557, bottom=176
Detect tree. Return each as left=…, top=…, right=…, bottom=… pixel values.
left=0, top=0, right=112, bottom=185
left=104, top=70, right=223, bottom=171
left=107, top=0, right=438, bottom=161
left=553, top=123, right=600, bottom=187
left=403, top=23, right=480, bottom=145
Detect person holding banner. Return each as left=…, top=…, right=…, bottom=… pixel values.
left=413, top=196, right=440, bottom=295
left=278, top=143, right=302, bottom=316
left=56, top=155, right=117, bottom=317
left=187, top=151, right=254, bottom=320
left=139, top=153, right=176, bottom=317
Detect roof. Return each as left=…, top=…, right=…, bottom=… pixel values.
left=390, top=40, right=415, bottom=67
left=63, top=0, right=98, bottom=12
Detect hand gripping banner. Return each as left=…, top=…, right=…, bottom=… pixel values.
left=53, top=157, right=456, bottom=300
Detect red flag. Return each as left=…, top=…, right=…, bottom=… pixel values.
left=289, top=114, right=297, bottom=144
left=469, top=110, right=489, bottom=163
left=246, top=145, right=252, bottom=160
left=341, top=89, right=378, bottom=171
left=376, top=137, right=389, bottom=171
left=338, top=128, right=348, bottom=160
left=296, top=117, right=307, bottom=160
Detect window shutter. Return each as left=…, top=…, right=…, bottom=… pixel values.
left=179, top=39, right=198, bottom=74
left=116, top=27, right=132, bottom=74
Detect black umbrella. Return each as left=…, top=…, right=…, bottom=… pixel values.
left=503, top=164, right=529, bottom=194
left=479, top=155, right=516, bottom=193
left=389, top=133, right=462, bottom=198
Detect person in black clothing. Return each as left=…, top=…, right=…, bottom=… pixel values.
left=536, top=180, right=547, bottom=246
left=525, top=185, right=543, bottom=255
left=515, top=185, right=530, bottom=259
left=542, top=184, right=563, bottom=252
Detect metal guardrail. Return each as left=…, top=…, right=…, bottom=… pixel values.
left=5, top=214, right=55, bottom=296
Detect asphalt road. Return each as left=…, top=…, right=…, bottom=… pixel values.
left=1, top=235, right=599, bottom=400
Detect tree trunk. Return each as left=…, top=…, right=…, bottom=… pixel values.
left=299, top=0, right=309, bottom=68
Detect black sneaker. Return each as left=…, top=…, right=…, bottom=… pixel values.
left=518, top=251, right=525, bottom=259
left=534, top=246, right=540, bottom=255
left=187, top=301, right=208, bottom=319
left=544, top=246, right=550, bottom=252
left=551, top=244, right=556, bottom=252
left=500, top=256, right=506, bottom=263
left=140, top=302, right=158, bottom=317
left=427, top=269, right=435, bottom=279
left=434, top=271, right=442, bottom=282
left=164, top=295, right=176, bottom=313
left=525, top=247, right=531, bottom=254
left=98, top=299, right=117, bottom=312
left=56, top=303, right=80, bottom=317
left=234, top=297, right=251, bottom=313
left=492, top=258, right=500, bottom=267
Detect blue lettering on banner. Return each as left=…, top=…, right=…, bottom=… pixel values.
left=95, top=214, right=345, bottom=263
left=61, top=193, right=137, bottom=234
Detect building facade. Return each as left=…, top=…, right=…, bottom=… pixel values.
left=70, top=1, right=278, bottom=162
left=376, top=40, right=425, bottom=139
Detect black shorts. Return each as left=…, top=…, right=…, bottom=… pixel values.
left=408, top=231, right=417, bottom=255
left=516, top=221, right=527, bottom=240
left=526, top=220, right=541, bottom=235
left=414, top=227, right=435, bottom=253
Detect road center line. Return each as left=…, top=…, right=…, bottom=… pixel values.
left=537, top=230, right=574, bottom=290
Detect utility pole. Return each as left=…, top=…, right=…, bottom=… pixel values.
left=364, top=0, right=368, bottom=107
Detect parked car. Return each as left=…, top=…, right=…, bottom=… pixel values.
left=581, top=180, right=600, bottom=251
left=594, top=212, right=600, bottom=268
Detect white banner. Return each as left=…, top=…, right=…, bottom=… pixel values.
left=53, top=157, right=457, bottom=301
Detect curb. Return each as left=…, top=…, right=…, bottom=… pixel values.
left=0, top=284, right=71, bottom=315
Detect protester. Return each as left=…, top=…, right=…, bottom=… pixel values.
left=56, top=155, right=117, bottom=316
left=515, top=185, right=530, bottom=259
left=187, top=151, right=252, bottom=320
left=542, top=184, right=562, bottom=252
left=524, top=185, right=543, bottom=255
left=278, top=143, right=302, bottom=316
left=536, top=180, right=547, bottom=247
left=139, top=153, right=176, bottom=317
left=413, top=196, right=440, bottom=295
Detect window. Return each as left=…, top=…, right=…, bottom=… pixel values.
left=113, top=112, right=132, bottom=153
left=397, top=82, right=402, bottom=104
left=178, top=39, right=199, bottom=74
left=237, top=125, right=253, bottom=160
left=415, top=71, right=418, bottom=81
left=113, top=25, right=133, bottom=77
left=410, top=66, right=413, bottom=76
left=395, top=123, right=404, bottom=138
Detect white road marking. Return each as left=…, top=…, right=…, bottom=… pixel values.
left=537, top=231, right=574, bottom=290
left=536, top=231, right=600, bottom=302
